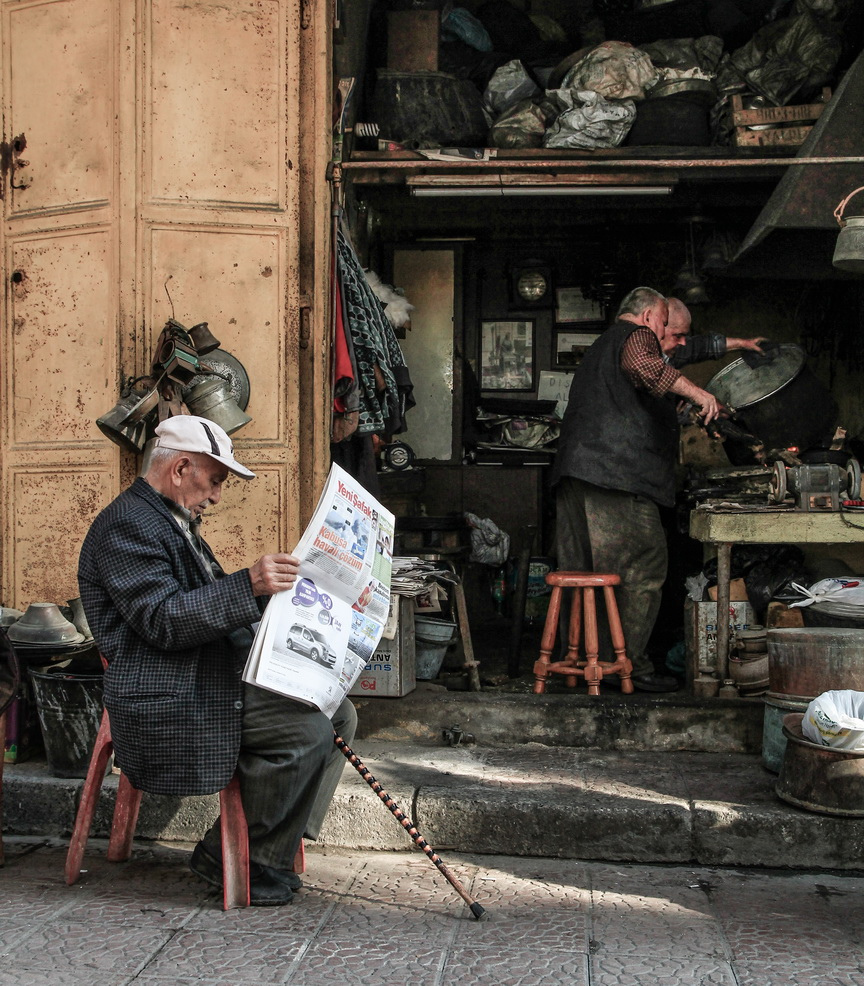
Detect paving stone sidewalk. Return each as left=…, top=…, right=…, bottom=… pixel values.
left=2, top=837, right=864, bottom=986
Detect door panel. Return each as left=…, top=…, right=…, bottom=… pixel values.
left=6, top=0, right=114, bottom=217
left=1, top=0, right=324, bottom=609
left=147, top=0, right=284, bottom=208
left=146, top=225, right=286, bottom=442
left=9, top=229, right=115, bottom=445
left=12, top=467, right=115, bottom=605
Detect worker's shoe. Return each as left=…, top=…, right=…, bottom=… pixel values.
left=189, top=841, right=303, bottom=899
left=630, top=672, right=679, bottom=693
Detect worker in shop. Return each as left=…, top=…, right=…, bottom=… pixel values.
left=552, top=286, right=725, bottom=692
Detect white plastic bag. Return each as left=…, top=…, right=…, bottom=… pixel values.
left=802, top=689, right=864, bottom=751
left=789, top=577, right=864, bottom=617
left=464, top=512, right=510, bottom=566
left=543, top=89, right=636, bottom=150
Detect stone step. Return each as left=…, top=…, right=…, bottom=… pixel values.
left=352, top=683, right=766, bottom=754
left=8, top=735, right=862, bottom=874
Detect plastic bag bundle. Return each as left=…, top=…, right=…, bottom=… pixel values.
left=441, top=7, right=493, bottom=52
left=464, top=512, right=511, bottom=567
left=543, top=88, right=636, bottom=149
left=803, top=690, right=864, bottom=750
left=714, top=10, right=842, bottom=104
left=561, top=41, right=658, bottom=101
left=482, top=60, right=541, bottom=121
left=789, top=577, right=864, bottom=617
left=489, top=98, right=554, bottom=148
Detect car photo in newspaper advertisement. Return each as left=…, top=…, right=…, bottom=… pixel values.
left=243, top=464, right=395, bottom=718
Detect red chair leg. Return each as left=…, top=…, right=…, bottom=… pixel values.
left=0, top=711, right=6, bottom=868
left=106, top=774, right=143, bottom=862
left=533, top=586, right=563, bottom=694
left=65, top=708, right=114, bottom=884
left=219, top=775, right=250, bottom=910
left=582, top=587, right=602, bottom=696
left=564, top=588, right=583, bottom=687
left=293, top=840, right=306, bottom=875
left=604, top=584, right=634, bottom=694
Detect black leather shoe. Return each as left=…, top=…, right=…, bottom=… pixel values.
left=189, top=842, right=223, bottom=889
left=249, top=868, right=295, bottom=907
left=189, top=841, right=303, bottom=896
left=631, top=672, right=679, bottom=693
left=258, top=862, right=304, bottom=892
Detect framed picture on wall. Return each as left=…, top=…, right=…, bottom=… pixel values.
left=480, top=319, right=535, bottom=391
left=553, top=326, right=602, bottom=370
left=555, top=287, right=604, bottom=323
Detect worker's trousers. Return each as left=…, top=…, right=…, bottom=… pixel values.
left=554, top=476, right=667, bottom=677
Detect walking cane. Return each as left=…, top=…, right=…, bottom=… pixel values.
left=333, top=732, right=486, bottom=919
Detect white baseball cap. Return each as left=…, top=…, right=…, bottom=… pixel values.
left=153, top=415, right=255, bottom=479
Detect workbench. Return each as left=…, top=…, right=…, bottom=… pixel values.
left=688, top=507, right=864, bottom=683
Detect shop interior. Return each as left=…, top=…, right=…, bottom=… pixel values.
left=331, top=0, right=864, bottom=689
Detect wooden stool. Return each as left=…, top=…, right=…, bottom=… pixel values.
left=533, top=571, right=633, bottom=696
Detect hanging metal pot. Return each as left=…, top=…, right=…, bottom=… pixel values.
left=124, top=377, right=161, bottom=424
left=188, top=321, right=221, bottom=355
left=96, top=391, right=150, bottom=453
left=184, top=376, right=252, bottom=434
left=832, top=186, right=864, bottom=272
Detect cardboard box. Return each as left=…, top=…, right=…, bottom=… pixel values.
left=349, top=595, right=416, bottom=698
left=684, top=599, right=756, bottom=686
left=707, top=578, right=749, bottom=602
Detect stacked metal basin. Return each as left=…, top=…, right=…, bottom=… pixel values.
left=764, top=628, right=864, bottom=772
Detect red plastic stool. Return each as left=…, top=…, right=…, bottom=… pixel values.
left=533, top=571, right=634, bottom=696
left=64, top=673, right=304, bottom=907
left=64, top=703, right=252, bottom=908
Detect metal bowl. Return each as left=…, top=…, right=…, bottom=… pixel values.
left=646, top=78, right=716, bottom=103
left=0, top=607, right=24, bottom=628
left=6, top=602, right=85, bottom=645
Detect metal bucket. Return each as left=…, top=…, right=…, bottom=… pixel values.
left=833, top=216, right=864, bottom=272
left=414, top=616, right=457, bottom=680
left=28, top=668, right=104, bottom=778
left=763, top=693, right=809, bottom=773
left=705, top=344, right=837, bottom=456
left=776, top=712, right=864, bottom=816
left=185, top=377, right=251, bottom=435
left=767, top=628, right=864, bottom=700
left=832, top=187, right=864, bottom=272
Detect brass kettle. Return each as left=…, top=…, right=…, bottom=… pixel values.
left=184, top=377, right=251, bottom=435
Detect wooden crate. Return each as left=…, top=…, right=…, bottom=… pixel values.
left=732, top=88, right=831, bottom=148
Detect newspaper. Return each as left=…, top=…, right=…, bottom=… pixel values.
left=243, top=464, right=394, bottom=718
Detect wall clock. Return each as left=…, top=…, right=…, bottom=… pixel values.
left=510, top=261, right=553, bottom=308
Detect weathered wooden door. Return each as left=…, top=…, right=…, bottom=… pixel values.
left=0, top=0, right=331, bottom=609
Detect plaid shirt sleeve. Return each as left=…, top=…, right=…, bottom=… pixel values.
left=620, top=327, right=680, bottom=397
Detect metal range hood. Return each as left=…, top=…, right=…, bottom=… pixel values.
left=730, top=49, right=864, bottom=280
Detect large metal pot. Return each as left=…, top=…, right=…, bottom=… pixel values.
left=706, top=343, right=837, bottom=456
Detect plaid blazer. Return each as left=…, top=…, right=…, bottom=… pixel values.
left=78, top=478, right=265, bottom=795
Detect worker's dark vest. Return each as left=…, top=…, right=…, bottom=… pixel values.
left=552, top=320, right=680, bottom=507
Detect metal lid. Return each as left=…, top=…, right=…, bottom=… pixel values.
left=6, top=602, right=85, bottom=645
left=706, top=343, right=806, bottom=409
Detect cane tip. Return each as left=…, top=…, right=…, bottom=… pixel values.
left=469, top=902, right=486, bottom=920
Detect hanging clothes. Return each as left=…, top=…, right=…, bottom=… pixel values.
left=331, top=255, right=360, bottom=444
left=336, top=226, right=415, bottom=437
